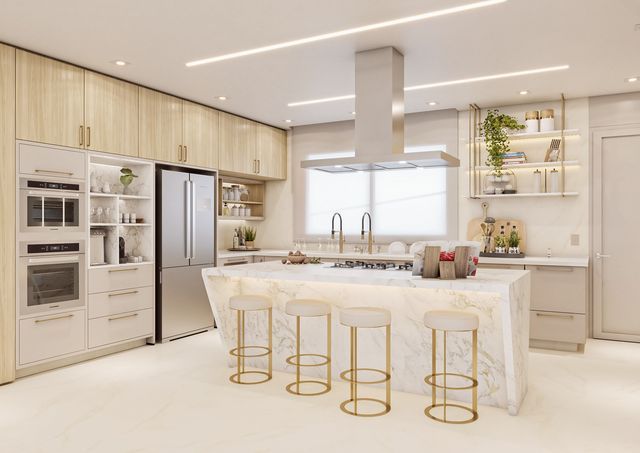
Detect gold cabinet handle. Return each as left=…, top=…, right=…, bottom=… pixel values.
left=536, top=312, right=574, bottom=320
left=108, top=290, right=139, bottom=298
left=35, top=169, right=74, bottom=176
left=108, top=312, right=139, bottom=321
left=535, top=266, right=574, bottom=272
left=108, top=267, right=139, bottom=273
left=79, top=125, right=84, bottom=146
left=179, top=145, right=183, bottom=162
left=183, top=145, right=188, bottom=162
left=86, top=126, right=91, bottom=147
left=257, top=159, right=261, bottom=174
left=35, top=313, right=74, bottom=323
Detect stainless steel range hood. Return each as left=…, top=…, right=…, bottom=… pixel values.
left=301, top=47, right=460, bottom=173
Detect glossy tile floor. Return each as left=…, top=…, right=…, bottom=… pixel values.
left=1, top=331, right=639, bottom=453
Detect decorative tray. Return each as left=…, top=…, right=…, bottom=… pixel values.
left=226, top=248, right=261, bottom=252
left=479, top=252, right=525, bottom=258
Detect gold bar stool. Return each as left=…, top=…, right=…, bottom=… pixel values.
left=424, top=310, right=479, bottom=424
left=339, top=307, right=392, bottom=417
left=284, top=299, right=332, bottom=396
left=228, top=295, right=273, bottom=385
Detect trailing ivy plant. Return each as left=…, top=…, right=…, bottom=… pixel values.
left=481, top=109, right=524, bottom=175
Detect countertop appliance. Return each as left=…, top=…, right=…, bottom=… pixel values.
left=18, top=240, right=86, bottom=316
left=156, top=167, right=216, bottom=342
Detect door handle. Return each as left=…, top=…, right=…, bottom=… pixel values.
left=35, top=313, right=74, bottom=323
left=596, top=253, right=611, bottom=259
left=86, top=126, right=91, bottom=147
left=536, top=312, right=574, bottom=320
left=108, top=290, right=139, bottom=298
left=34, top=169, right=74, bottom=176
left=28, top=255, right=80, bottom=264
left=108, top=313, right=139, bottom=321
left=190, top=180, right=196, bottom=259
left=257, top=159, right=261, bottom=174
left=108, top=267, right=138, bottom=273
left=178, top=145, right=183, bottom=162
left=184, top=145, right=188, bottom=162
left=79, top=125, right=84, bottom=146
left=185, top=180, right=191, bottom=260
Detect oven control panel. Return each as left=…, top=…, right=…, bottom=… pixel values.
left=26, top=180, right=80, bottom=191
left=27, top=243, right=80, bottom=254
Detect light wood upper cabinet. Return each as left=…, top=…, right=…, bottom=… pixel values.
left=256, top=124, right=287, bottom=180
left=219, top=112, right=256, bottom=175
left=138, top=87, right=183, bottom=163
left=183, top=101, right=219, bottom=168
left=84, top=72, right=138, bottom=156
left=16, top=50, right=84, bottom=148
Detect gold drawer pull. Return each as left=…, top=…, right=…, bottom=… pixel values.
left=34, top=169, right=74, bottom=176
left=108, top=313, right=139, bottom=321
left=35, top=314, right=74, bottom=323
left=535, top=266, right=573, bottom=272
left=108, top=267, right=138, bottom=273
left=536, top=312, right=574, bottom=320
left=108, top=290, right=139, bottom=298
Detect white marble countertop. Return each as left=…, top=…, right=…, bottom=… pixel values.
left=217, top=249, right=589, bottom=268
left=205, top=261, right=528, bottom=294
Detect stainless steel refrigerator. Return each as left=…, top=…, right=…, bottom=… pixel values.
left=157, top=167, right=216, bottom=342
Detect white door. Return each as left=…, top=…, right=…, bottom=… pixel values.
left=593, top=126, right=640, bottom=341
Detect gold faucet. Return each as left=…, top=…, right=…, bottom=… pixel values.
left=331, top=212, right=345, bottom=253
left=361, top=212, right=373, bottom=254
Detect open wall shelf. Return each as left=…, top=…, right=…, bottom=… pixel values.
left=217, top=175, right=265, bottom=221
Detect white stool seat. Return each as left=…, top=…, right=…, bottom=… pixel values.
left=424, top=310, right=479, bottom=332
left=229, top=295, right=272, bottom=311
left=286, top=299, right=331, bottom=317
left=340, top=307, right=391, bottom=328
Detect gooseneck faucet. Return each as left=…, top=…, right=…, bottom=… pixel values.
left=361, top=212, right=373, bottom=254
left=331, top=212, right=345, bottom=253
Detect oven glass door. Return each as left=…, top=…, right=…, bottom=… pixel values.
left=25, top=195, right=80, bottom=227
left=26, top=261, right=79, bottom=308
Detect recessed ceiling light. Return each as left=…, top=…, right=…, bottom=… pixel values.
left=216, top=96, right=228, bottom=101
left=285, top=119, right=292, bottom=123
left=351, top=111, right=356, bottom=115
left=626, top=77, right=638, bottom=83
left=113, top=60, right=128, bottom=66
left=427, top=101, right=438, bottom=106
left=185, top=0, right=507, bottom=67
left=519, top=90, right=529, bottom=95
left=288, top=65, right=569, bottom=107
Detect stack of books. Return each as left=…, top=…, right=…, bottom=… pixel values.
left=502, top=151, right=526, bottom=166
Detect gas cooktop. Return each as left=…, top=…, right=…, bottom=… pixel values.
left=329, top=260, right=413, bottom=271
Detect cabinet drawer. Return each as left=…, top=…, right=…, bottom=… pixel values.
left=88, top=286, right=153, bottom=319
left=88, top=308, right=153, bottom=348
left=18, top=142, right=86, bottom=180
left=526, top=265, right=586, bottom=313
left=19, top=309, right=86, bottom=365
left=89, top=264, right=153, bottom=294
left=218, top=257, right=253, bottom=266
left=530, top=310, right=586, bottom=344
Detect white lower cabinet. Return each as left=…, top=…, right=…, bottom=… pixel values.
left=530, top=311, right=586, bottom=344
left=19, top=309, right=86, bottom=365
left=88, top=286, right=153, bottom=319
left=88, top=308, right=154, bottom=348
left=89, top=263, right=153, bottom=294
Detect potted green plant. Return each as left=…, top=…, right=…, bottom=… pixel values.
left=508, top=230, right=521, bottom=254
left=120, top=168, right=138, bottom=194
left=494, top=234, right=507, bottom=254
left=243, top=226, right=257, bottom=249
left=481, top=109, right=524, bottom=194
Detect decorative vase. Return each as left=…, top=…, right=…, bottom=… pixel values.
left=246, top=241, right=255, bottom=249
left=508, top=246, right=520, bottom=254
left=495, top=246, right=506, bottom=254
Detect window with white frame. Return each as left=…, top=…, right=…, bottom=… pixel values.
left=304, top=146, right=452, bottom=240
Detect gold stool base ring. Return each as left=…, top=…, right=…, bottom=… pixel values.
left=425, top=403, right=479, bottom=424
left=340, top=398, right=391, bottom=417
left=285, top=379, right=331, bottom=396
left=229, top=370, right=272, bottom=385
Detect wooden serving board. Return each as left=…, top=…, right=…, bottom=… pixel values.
left=467, top=218, right=527, bottom=253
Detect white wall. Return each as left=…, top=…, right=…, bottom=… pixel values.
left=458, top=98, right=590, bottom=257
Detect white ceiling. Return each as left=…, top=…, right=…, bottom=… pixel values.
left=1, top=0, right=639, bottom=128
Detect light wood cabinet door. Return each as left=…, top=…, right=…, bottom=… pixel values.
left=183, top=101, right=219, bottom=169
left=219, top=112, right=256, bottom=175
left=256, top=124, right=287, bottom=179
left=138, top=87, right=183, bottom=163
left=85, top=71, right=138, bottom=156
left=0, top=43, right=16, bottom=384
left=16, top=50, right=84, bottom=148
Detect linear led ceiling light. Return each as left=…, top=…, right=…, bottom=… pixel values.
left=185, top=0, right=507, bottom=67
left=287, top=65, right=570, bottom=107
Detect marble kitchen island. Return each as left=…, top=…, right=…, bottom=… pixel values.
left=202, top=262, right=530, bottom=415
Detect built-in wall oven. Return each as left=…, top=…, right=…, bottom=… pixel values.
left=18, top=241, right=86, bottom=316
left=19, top=177, right=86, bottom=234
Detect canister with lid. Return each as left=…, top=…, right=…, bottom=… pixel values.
left=540, top=109, right=555, bottom=132
left=525, top=111, right=539, bottom=133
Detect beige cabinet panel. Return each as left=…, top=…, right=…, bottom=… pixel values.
left=19, top=309, right=86, bottom=365
left=256, top=124, right=287, bottom=179
left=183, top=101, right=219, bottom=168
left=219, top=112, right=256, bottom=175
left=85, top=71, right=138, bottom=156
left=88, top=308, right=154, bottom=349
left=530, top=311, right=586, bottom=344
left=139, top=87, right=183, bottom=163
left=526, top=265, right=586, bottom=314
left=16, top=50, right=84, bottom=148
left=89, top=263, right=154, bottom=294
left=0, top=43, right=15, bottom=383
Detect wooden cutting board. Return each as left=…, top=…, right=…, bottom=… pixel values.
left=467, top=218, right=527, bottom=253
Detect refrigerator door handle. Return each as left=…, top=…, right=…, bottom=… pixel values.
left=185, top=179, right=191, bottom=260
left=190, top=180, right=196, bottom=259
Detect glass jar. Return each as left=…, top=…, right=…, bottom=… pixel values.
left=240, top=187, right=249, bottom=202
left=231, top=185, right=241, bottom=201
left=483, top=169, right=517, bottom=195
